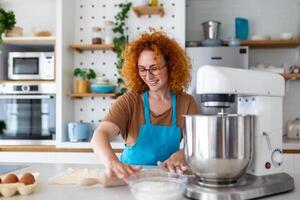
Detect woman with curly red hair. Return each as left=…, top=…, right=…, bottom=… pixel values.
left=92, top=31, right=198, bottom=181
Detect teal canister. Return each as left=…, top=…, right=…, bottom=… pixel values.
left=235, top=17, right=249, bottom=40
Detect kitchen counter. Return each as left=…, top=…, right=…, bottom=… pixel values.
left=2, top=163, right=300, bottom=200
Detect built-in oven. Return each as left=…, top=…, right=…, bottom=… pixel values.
left=8, top=52, right=55, bottom=80
left=0, top=82, right=56, bottom=145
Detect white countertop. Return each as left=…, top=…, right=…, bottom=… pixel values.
left=2, top=163, right=300, bottom=200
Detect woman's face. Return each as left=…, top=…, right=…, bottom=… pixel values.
left=137, top=50, right=168, bottom=92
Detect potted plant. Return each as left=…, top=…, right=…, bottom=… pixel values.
left=73, top=68, right=96, bottom=93
left=0, top=8, right=16, bottom=41
left=0, top=120, right=6, bottom=135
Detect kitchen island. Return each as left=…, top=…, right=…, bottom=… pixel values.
left=1, top=163, right=299, bottom=200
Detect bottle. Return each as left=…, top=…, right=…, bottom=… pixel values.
left=104, top=21, right=114, bottom=44
left=150, top=0, right=158, bottom=6
left=92, top=27, right=102, bottom=44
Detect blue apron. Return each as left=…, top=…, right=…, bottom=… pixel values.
left=120, top=91, right=181, bottom=165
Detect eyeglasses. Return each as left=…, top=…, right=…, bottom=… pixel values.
left=138, top=64, right=167, bottom=76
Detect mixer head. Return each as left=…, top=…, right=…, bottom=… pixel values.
left=200, top=94, right=235, bottom=108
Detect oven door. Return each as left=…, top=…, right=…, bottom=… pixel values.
left=8, top=53, right=41, bottom=80
left=0, top=94, right=55, bottom=140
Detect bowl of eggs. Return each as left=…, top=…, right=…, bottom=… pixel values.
left=128, top=169, right=188, bottom=200
left=0, top=172, right=38, bottom=197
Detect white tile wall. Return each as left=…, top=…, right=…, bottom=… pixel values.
left=186, top=0, right=300, bottom=41
left=0, top=0, right=56, bottom=36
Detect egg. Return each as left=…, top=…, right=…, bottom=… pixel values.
left=3, top=173, right=19, bottom=184
left=20, top=173, right=35, bottom=185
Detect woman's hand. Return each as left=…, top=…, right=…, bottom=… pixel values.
left=158, top=150, right=190, bottom=174
left=105, top=159, right=142, bottom=182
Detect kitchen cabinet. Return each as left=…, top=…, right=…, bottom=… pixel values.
left=283, top=153, right=300, bottom=175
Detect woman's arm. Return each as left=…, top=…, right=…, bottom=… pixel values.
left=91, top=121, right=142, bottom=181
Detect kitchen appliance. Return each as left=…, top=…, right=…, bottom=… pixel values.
left=8, top=52, right=55, bottom=80
left=186, top=46, right=248, bottom=113
left=0, top=82, right=56, bottom=143
left=68, top=122, right=91, bottom=142
left=287, top=118, right=300, bottom=139
left=184, top=65, right=295, bottom=199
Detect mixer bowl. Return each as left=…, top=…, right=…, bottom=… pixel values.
left=183, top=114, right=254, bottom=184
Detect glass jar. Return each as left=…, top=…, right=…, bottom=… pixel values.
left=104, top=21, right=114, bottom=44
left=92, top=27, right=102, bottom=44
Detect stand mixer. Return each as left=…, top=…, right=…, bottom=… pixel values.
left=184, top=65, right=295, bottom=199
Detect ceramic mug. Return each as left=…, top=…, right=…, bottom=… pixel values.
left=68, top=122, right=91, bottom=142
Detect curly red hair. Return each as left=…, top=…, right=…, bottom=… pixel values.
left=121, top=31, right=191, bottom=93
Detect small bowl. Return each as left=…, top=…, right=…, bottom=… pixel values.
left=128, top=169, right=187, bottom=200
left=90, top=84, right=116, bottom=93
left=280, top=32, right=294, bottom=40
left=251, top=34, right=270, bottom=40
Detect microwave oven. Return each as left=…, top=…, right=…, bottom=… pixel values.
left=8, top=52, right=55, bottom=80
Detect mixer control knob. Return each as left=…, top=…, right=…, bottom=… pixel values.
left=271, top=149, right=283, bottom=167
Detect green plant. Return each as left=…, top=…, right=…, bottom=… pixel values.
left=73, top=68, right=96, bottom=80
left=0, top=120, right=6, bottom=134
left=113, top=2, right=132, bottom=97
left=0, top=8, right=16, bottom=41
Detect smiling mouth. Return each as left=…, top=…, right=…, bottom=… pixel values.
left=147, top=80, right=159, bottom=86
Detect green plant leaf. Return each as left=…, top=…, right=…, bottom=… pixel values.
left=112, top=2, right=131, bottom=96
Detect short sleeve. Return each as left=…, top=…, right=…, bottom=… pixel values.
left=187, top=95, right=198, bottom=115
left=103, top=92, right=134, bottom=138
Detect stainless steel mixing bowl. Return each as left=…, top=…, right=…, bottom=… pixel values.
left=183, top=114, right=254, bottom=184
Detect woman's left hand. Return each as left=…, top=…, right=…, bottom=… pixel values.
left=158, top=150, right=190, bottom=174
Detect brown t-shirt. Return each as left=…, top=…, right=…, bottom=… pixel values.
left=103, top=91, right=198, bottom=145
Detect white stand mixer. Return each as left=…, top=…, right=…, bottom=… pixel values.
left=184, top=65, right=295, bottom=199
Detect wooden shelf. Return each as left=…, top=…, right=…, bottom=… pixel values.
left=225, top=39, right=300, bottom=48
left=132, top=6, right=165, bottom=17
left=2, top=36, right=56, bottom=45
left=281, top=73, right=300, bottom=80
left=0, top=80, right=55, bottom=84
left=68, top=92, right=116, bottom=99
left=69, top=44, right=115, bottom=53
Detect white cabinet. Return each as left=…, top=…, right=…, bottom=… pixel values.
left=283, top=154, right=295, bottom=175
left=283, top=153, right=300, bottom=175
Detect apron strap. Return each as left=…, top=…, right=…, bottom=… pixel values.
left=171, top=92, right=177, bottom=126
left=143, top=90, right=177, bottom=126
left=143, top=91, right=151, bottom=125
